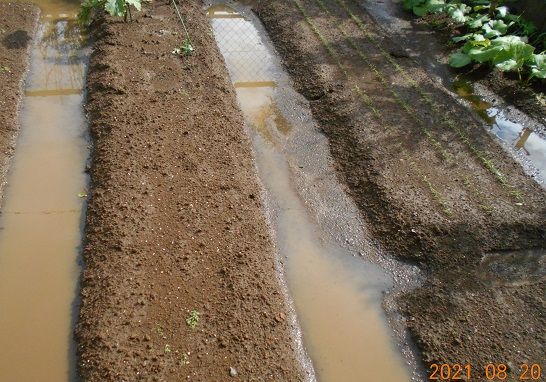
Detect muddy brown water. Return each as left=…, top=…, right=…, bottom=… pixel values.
left=208, top=3, right=413, bottom=381
left=0, top=0, right=88, bottom=380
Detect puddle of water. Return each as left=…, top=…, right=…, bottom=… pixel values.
left=208, top=3, right=411, bottom=381
left=453, top=79, right=495, bottom=123
left=453, top=79, right=546, bottom=182
left=0, top=4, right=88, bottom=381
left=478, top=249, right=546, bottom=287
left=30, top=0, right=80, bottom=17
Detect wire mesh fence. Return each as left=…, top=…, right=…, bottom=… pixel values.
left=211, top=17, right=274, bottom=84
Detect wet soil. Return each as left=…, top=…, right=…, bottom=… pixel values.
left=354, top=0, right=545, bottom=124
left=76, top=1, right=307, bottom=380
left=250, top=0, right=545, bottom=378
left=0, top=3, right=39, bottom=200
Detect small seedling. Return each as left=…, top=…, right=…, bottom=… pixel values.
left=179, top=353, right=189, bottom=366
left=173, top=38, right=194, bottom=56
left=164, top=344, right=171, bottom=354
left=155, top=324, right=165, bottom=337
left=186, top=310, right=199, bottom=329
left=0, top=65, right=11, bottom=74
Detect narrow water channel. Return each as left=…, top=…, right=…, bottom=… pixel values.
left=207, top=3, right=413, bottom=381
left=0, top=1, right=88, bottom=380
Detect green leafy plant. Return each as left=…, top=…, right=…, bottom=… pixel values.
left=171, top=0, right=195, bottom=57
left=401, top=0, right=544, bottom=82
left=78, top=0, right=142, bottom=25
left=186, top=310, right=199, bottom=329
left=445, top=2, right=471, bottom=23
left=172, top=38, right=194, bottom=56
left=529, top=53, right=546, bottom=79
left=482, top=19, right=508, bottom=38
left=449, top=34, right=535, bottom=78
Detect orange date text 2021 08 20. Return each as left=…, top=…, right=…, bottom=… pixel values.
left=428, top=363, right=542, bottom=381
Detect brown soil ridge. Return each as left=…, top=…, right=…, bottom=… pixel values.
left=251, top=0, right=545, bottom=379
left=0, top=3, right=39, bottom=202
left=76, top=1, right=307, bottom=381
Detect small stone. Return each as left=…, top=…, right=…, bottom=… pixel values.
left=229, top=367, right=237, bottom=377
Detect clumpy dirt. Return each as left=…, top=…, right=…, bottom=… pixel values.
left=250, top=0, right=545, bottom=379
left=0, top=3, right=39, bottom=201
left=76, top=1, right=307, bottom=381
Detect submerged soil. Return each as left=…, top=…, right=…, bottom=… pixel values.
left=250, top=0, right=545, bottom=379
left=0, top=3, right=39, bottom=200
left=77, top=1, right=307, bottom=380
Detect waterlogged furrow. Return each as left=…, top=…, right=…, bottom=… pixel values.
left=208, top=3, right=416, bottom=380
left=0, top=12, right=88, bottom=381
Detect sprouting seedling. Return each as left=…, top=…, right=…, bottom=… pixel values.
left=172, top=38, right=194, bottom=56
left=155, top=324, right=165, bottom=337
left=186, top=310, right=199, bottom=329
left=171, top=0, right=194, bottom=55
left=164, top=344, right=171, bottom=354
left=179, top=353, right=189, bottom=366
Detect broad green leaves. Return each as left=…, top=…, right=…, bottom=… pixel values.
left=105, top=0, right=126, bottom=17
left=490, top=36, right=534, bottom=71
left=126, top=0, right=142, bottom=11
left=449, top=52, right=472, bottom=67
left=403, top=0, right=446, bottom=17
left=467, top=14, right=489, bottom=29
left=402, top=0, right=544, bottom=81
left=449, top=34, right=535, bottom=71
left=78, top=0, right=105, bottom=25
left=445, top=3, right=470, bottom=23
left=482, top=19, right=508, bottom=38
left=530, top=54, right=546, bottom=79
left=78, top=0, right=142, bottom=24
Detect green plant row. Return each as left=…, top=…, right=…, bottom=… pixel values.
left=463, top=175, right=494, bottom=214
left=295, top=0, right=453, bottom=163
left=318, top=0, right=463, bottom=163
left=408, top=156, right=454, bottom=216
left=322, top=0, right=524, bottom=201
left=293, top=0, right=456, bottom=213
left=402, top=0, right=545, bottom=80
left=292, top=0, right=380, bottom=118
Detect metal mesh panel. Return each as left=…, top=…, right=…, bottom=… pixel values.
left=211, top=17, right=274, bottom=84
